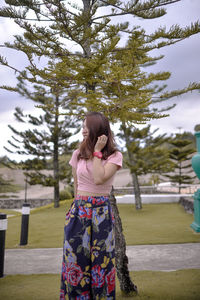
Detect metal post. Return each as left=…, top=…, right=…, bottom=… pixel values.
left=0, top=213, right=7, bottom=278
left=25, top=175, right=28, bottom=203
left=20, top=203, right=30, bottom=246
left=191, top=131, right=200, bottom=232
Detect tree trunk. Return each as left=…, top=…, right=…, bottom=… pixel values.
left=109, top=187, right=138, bottom=295
left=53, top=95, right=60, bottom=208
left=82, top=0, right=96, bottom=93
left=122, top=122, right=142, bottom=210
left=179, top=161, right=182, bottom=193
left=132, top=172, right=142, bottom=210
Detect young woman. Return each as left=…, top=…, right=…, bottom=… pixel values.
left=60, top=112, right=123, bottom=300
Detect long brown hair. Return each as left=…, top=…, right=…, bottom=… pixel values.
left=78, top=112, right=117, bottom=160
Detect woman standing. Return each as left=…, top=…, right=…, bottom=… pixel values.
left=60, top=112, right=122, bottom=300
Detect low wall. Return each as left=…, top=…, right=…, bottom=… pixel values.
left=0, top=194, right=194, bottom=210
left=179, top=196, right=194, bottom=214
left=115, top=194, right=193, bottom=205
left=0, top=198, right=53, bottom=209
left=114, top=187, right=176, bottom=195
left=114, top=185, right=200, bottom=195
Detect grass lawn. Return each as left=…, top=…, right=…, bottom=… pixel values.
left=1, top=202, right=200, bottom=249
left=0, top=270, right=200, bottom=300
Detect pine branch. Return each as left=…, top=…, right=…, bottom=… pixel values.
left=93, top=0, right=181, bottom=21
left=160, top=82, right=200, bottom=99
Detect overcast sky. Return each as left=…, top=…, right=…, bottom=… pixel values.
left=0, top=0, right=200, bottom=161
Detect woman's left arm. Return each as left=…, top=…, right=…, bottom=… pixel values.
left=93, top=158, right=118, bottom=185
left=92, top=134, right=119, bottom=185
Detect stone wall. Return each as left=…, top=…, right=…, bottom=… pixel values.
left=113, top=186, right=176, bottom=195
left=179, top=196, right=194, bottom=214
left=0, top=198, right=53, bottom=209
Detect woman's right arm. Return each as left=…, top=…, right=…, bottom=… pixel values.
left=72, top=167, right=77, bottom=197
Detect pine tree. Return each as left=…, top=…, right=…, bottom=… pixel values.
left=0, top=1, right=200, bottom=120
left=1, top=2, right=199, bottom=211
left=118, top=124, right=173, bottom=209
left=0, top=174, right=17, bottom=193
left=195, top=124, right=200, bottom=132
left=166, top=133, right=196, bottom=193
left=4, top=83, right=79, bottom=208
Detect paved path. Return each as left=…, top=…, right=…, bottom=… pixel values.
left=4, top=243, right=200, bottom=275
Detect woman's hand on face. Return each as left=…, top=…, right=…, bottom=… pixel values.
left=94, top=135, right=108, bottom=152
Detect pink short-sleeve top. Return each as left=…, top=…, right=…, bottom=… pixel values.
left=69, top=149, right=123, bottom=194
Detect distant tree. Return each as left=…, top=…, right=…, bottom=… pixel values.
left=0, top=155, right=17, bottom=168
left=4, top=90, right=79, bottom=208
left=0, top=174, right=22, bottom=193
left=0, top=174, right=11, bottom=193
left=180, top=131, right=196, bottom=148
left=194, top=124, right=200, bottom=132
left=166, top=134, right=196, bottom=193
left=118, top=124, right=173, bottom=209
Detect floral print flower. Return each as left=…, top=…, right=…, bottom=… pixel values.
left=106, top=267, right=115, bottom=294
left=75, top=291, right=90, bottom=300
left=66, top=262, right=83, bottom=286
left=78, top=205, right=92, bottom=219
left=91, top=265, right=105, bottom=288
left=82, top=226, right=91, bottom=250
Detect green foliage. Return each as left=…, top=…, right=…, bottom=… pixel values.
left=118, top=123, right=174, bottom=209
left=0, top=156, right=18, bottom=168
left=0, top=174, right=22, bottom=193
left=0, top=0, right=199, bottom=123
left=194, top=124, right=200, bottom=132
left=1, top=0, right=200, bottom=209
left=59, top=187, right=72, bottom=201
left=119, top=124, right=173, bottom=176
left=3, top=80, right=79, bottom=207
left=166, top=133, right=196, bottom=191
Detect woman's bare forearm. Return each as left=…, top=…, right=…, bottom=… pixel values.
left=72, top=168, right=77, bottom=197
left=93, top=157, right=105, bottom=184
left=74, top=178, right=77, bottom=197
left=93, top=158, right=118, bottom=185
left=92, top=135, right=118, bottom=184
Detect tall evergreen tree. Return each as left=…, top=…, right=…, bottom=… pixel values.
left=4, top=82, right=79, bottom=207
left=118, top=124, right=173, bottom=209
left=1, top=1, right=199, bottom=211
left=0, top=1, right=200, bottom=120
left=194, top=124, right=200, bottom=132
left=166, top=133, right=196, bottom=193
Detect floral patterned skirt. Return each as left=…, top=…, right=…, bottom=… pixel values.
left=60, top=195, right=115, bottom=300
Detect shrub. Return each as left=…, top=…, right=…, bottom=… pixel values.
left=59, top=188, right=72, bottom=201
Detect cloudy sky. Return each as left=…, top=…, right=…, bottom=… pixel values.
left=0, top=0, right=200, bottom=161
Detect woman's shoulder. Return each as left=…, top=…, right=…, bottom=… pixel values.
left=108, top=150, right=122, bottom=159
left=70, top=149, right=80, bottom=160
left=73, top=149, right=80, bottom=155
left=106, top=151, right=123, bottom=167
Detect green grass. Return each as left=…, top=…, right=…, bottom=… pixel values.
left=1, top=202, right=200, bottom=249
left=0, top=270, right=199, bottom=300
left=2, top=200, right=72, bottom=249
left=0, top=209, right=21, bottom=217
left=118, top=203, right=200, bottom=245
